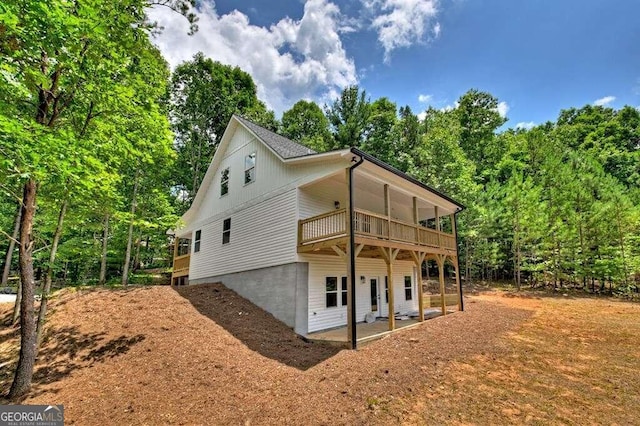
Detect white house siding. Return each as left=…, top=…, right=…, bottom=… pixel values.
left=303, top=254, right=418, bottom=333
left=190, top=126, right=348, bottom=228
left=189, top=189, right=298, bottom=279
left=298, top=181, right=348, bottom=219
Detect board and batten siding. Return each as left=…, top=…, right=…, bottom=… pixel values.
left=189, top=189, right=298, bottom=279
left=303, top=254, right=418, bottom=333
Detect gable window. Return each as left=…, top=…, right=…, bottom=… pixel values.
left=194, top=230, right=201, bottom=253
left=326, top=277, right=338, bottom=308
left=341, top=276, right=348, bottom=306
left=220, top=168, right=229, bottom=196
left=222, top=218, right=231, bottom=244
left=244, top=152, right=256, bottom=185
left=404, top=276, right=413, bottom=301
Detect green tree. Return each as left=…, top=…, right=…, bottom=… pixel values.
left=456, top=89, right=507, bottom=177
left=362, top=97, right=398, bottom=165
left=280, top=100, right=332, bottom=152
left=325, top=85, right=370, bottom=149
left=0, top=0, right=192, bottom=399
left=168, top=53, right=274, bottom=206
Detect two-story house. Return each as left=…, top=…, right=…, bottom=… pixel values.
left=171, top=115, right=464, bottom=347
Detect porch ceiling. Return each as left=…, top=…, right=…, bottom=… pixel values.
left=299, top=169, right=453, bottom=221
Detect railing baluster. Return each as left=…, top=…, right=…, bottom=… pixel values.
left=298, top=207, right=456, bottom=250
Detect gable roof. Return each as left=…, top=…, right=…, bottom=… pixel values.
left=234, top=115, right=316, bottom=159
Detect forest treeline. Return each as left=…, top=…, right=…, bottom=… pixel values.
left=154, top=53, right=640, bottom=295
left=2, top=53, right=639, bottom=294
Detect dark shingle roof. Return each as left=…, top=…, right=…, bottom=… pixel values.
left=234, top=115, right=316, bottom=159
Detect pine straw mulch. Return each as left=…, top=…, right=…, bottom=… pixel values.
left=0, top=284, right=639, bottom=425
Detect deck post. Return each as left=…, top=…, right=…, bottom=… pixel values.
left=436, top=254, right=446, bottom=315
left=380, top=247, right=399, bottom=331
left=413, top=197, right=419, bottom=244
left=171, top=235, right=179, bottom=286
left=384, top=184, right=391, bottom=238
left=451, top=213, right=463, bottom=311
left=411, top=251, right=426, bottom=322
left=387, top=254, right=395, bottom=331
left=435, top=206, right=441, bottom=249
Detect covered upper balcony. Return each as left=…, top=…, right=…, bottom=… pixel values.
left=297, top=162, right=460, bottom=260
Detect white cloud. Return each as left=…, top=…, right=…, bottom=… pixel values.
left=496, top=101, right=509, bottom=118
left=417, top=111, right=427, bottom=121
left=515, top=121, right=535, bottom=130
left=147, top=0, right=357, bottom=115
left=418, top=93, right=432, bottom=103
left=363, top=0, right=440, bottom=61
left=439, top=101, right=458, bottom=112
left=593, top=95, right=615, bottom=106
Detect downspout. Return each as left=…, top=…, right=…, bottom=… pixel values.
left=349, top=152, right=364, bottom=349
left=454, top=210, right=464, bottom=311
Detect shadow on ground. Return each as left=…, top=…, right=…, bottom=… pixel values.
left=1, top=323, right=145, bottom=402
left=174, top=283, right=340, bottom=370
left=35, top=326, right=145, bottom=384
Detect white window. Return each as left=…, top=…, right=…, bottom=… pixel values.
left=244, top=152, right=256, bottom=185
left=222, top=218, right=231, bottom=244
left=404, top=276, right=413, bottom=301
left=341, top=277, right=348, bottom=306
left=194, top=230, right=201, bottom=253
left=220, top=168, right=229, bottom=196
left=326, top=277, right=338, bottom=307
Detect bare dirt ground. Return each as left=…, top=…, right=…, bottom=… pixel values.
left=1, top=284, right=638, bottom=425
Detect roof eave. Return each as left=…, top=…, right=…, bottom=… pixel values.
left=350, top=147, right=465, bottom=212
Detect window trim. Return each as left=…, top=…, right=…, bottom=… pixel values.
left=326, top=276, right=338, bottom=308
left=194, top=230, right=201, bottom=253
left=244, top=152, right=257, bottom=185
left=220, top=167, right=230, bottom=197
left=222, top=218, right=231, bottom=245
left=341, top=276, right=348, bottom=306
left=404, top=275, right=413, bottom=301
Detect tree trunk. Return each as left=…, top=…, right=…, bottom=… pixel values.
left=62, top=261, right=68, bottom=283
left=99, top=214, right=109, bottom=285
left=2, top=201, right=21, bottom=286
left=122, top=172, right=139, bottom=286
left=514, top=208, right=521, bottom=291
left=8, top=202, right=24, bottom=326
left=133, top=232, right=142, bottom=272
left=614, top=205, right=629, bottom=287
left=465, top=238, right=471, bottom=284
left=145, top=235, right=151, bottom=266
left=35, top=198, right=67, bottom=351
left=12, top=280, right=22, bottom=326
left=8, top=179, right=37, bottom=399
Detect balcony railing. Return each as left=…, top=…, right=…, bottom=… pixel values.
left=172, top=254, right=190, bottom=277
left=298, top=208, right=456, bottom=250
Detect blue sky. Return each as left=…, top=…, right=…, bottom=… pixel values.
left=149, top=0, right=640, bottom=129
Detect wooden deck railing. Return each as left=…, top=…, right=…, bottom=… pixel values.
left=299, top=208, right=348, bottom=244
left=298, top=208, right=456, bottom=250
left=423, top=293, right=459, bottom=307
left=173, top=254, right=190, bottom=274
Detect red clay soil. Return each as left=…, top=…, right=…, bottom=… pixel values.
left=1, top=284, right=638, bottom=425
